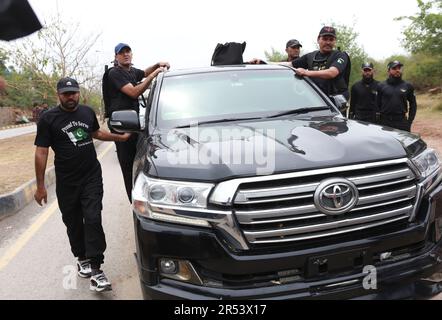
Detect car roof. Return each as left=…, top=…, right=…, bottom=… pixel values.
left=163, top=64, right=292, bottom=77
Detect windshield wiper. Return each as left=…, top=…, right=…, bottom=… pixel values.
left=266, top=107, right=332, bottom=119
left=175, top=117, right=262, bottom=128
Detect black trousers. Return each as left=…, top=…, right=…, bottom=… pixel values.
left=114, top=135, right=138, bottom=202
left=56, top=171, right=106, bottom=269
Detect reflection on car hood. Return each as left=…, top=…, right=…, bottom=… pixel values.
left=145, top=116, right=422, bottom=181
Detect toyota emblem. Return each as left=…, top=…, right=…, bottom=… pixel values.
left=314, top=178, right=359, bottom=215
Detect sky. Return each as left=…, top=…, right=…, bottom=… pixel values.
left=25, top=0, right=419, bottom=70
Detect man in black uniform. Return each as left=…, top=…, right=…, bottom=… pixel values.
left=377, top=61, right=417, bottom=132
left=34, top=78, right=131, bottom=292
left=291, top=26, right=350, bottom=100
left=285, top=39, right=302, bottom=62
left=250, top=27, right=350, bottom=100
left=107, top=43, right=169, bottom=202
left=349, top=62, right=379, bottom=123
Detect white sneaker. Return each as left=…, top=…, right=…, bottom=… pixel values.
left=77, top=259, right=92, bottom=278
left=90, top=272, right=112, bottom=292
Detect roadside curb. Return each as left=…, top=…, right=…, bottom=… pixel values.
left=0, top=140, right=104, bottom=220
left=0, top=123, right=35, bottom=131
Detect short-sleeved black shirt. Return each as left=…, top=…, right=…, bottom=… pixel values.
left=108, top=66, right=145, bottom=114
left=292, top=51, right=349, bottom=96
left=35, top=105, right=101, bottom=184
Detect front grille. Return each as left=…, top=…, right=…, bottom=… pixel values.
left=233, top=161, right=417, bottom=245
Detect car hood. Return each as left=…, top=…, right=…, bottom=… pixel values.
left=145, top=116, right=423, bottom=181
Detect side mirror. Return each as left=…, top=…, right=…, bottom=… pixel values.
left=332, top=94, right=348, bottom=116
left=109, top=110, right=141, bottom=133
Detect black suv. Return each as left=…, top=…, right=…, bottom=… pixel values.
left=111, top=65, right=442, bottom=299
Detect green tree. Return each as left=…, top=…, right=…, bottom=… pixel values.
left=327, top=22, right=369, bottom=88
left=2, top=15, right=102, bottom=110
left=396, top=0, right=442, bottom=55
left=264, top=48, right=287, bottom=62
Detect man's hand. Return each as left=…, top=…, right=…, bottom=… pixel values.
left=248, top=58, right=262, bottom=64
left=34, top=186, right=47, bottom=206
left=294, top=68, right=309, bottom=77
left=120, top=133, right=132, bottom=141
left=158, top=62, right=170, bottom=70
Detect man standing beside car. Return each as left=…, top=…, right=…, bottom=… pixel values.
left=34, top=77, right=131, bottom=292
left=377, top=60, right=417, bottom=132
left=349, top=62, right=379, bottom=123
left=107, top=43, right=170, bottom=202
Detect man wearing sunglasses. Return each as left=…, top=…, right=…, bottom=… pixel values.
left=377, top=61, right=417, bottom=132
left=349, top=62, right=379, bottom=123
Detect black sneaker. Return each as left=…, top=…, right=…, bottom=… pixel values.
left=77, top=259, right=92, bottom=278
left=90, top=272, right=112, bottom=292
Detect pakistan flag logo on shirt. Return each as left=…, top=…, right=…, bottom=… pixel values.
left=67, top=128, right=89, bottom=146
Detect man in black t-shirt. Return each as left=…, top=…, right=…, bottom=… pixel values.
left=349, top=62, right=380, bottom=123
left=34, top=77, right=130, bottom=292
left=249, top=27, right=350, bottom=99
left=291, top=26, right=350, bottom=99
left=107, top=43, right=170, bottom=202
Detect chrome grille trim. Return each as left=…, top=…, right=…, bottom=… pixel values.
left=357, top=186, right=416, bottom=206
left=210, top=158, right=410, bottom=206
left=220, top=158, right=418, bottom=246
left=234, top=167, right=414, bottom=204
left=246, top=216, right=409, bottom=244
left=243, top=205, right=412, bottom=240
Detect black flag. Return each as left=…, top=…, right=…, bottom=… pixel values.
left=0, top=0, right=42, bottom=41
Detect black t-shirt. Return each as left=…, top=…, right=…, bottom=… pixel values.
left=35, top=105, right=101, bottom=184
left=108, top=66, right=145, bottom=114
left=292, top=51, right=349, bottom=96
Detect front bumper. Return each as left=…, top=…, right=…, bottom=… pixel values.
left=134, top=182, right=442, bottom=300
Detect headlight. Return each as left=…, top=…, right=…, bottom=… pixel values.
left=412, top=149, right=441, bottom=179
left=132, top=173, right=215, bottom=227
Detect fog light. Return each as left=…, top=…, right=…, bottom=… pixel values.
left=160, top=259, right=178, bottom=274
left=159, top=259, right=203, bottom=285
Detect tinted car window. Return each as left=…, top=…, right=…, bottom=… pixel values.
left=157, top=69, right=328, bottom=127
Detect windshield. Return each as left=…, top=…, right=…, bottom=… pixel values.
left=157, top=69, right=331, bottom=128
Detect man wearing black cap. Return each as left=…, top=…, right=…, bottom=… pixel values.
left=34, top=77, right=131, bottom=292
left=285, top=39, right=302, bottom=62
left=349, top=62, right=379, bottom=123
left=107, top=43, right=170, bottom=201
left=377, top=61, right=417, bottom=132
left=291, top=26, right=350, bottom=100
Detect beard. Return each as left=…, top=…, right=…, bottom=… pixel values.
left=61, top=98, right=79, bottom=110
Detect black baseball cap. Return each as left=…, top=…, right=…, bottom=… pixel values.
left=57, top=77, right=80, bottom=94
left=319, top=26, right=336, bottom=38
left=361, top=62, right=374, bottom=70
left=387, top=60, right=404, bottom=70
left=115, top=43, right=131, bottom=54
left=286, top=39, right=302, bottom=48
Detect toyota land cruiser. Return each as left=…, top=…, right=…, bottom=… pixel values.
left=111, top=65, right=442, bottom=299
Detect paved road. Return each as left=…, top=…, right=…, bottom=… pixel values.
left=0, top=142, right=142, bottom=300
left=0, top=124, right=36, bottom=140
